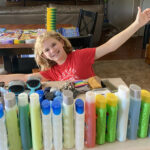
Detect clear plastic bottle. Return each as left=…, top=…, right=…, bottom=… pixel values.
left=52, top=100, right=62, bottom=150
left=75, top=99, right=84, bottom=150
left=0, top=103, right=8, bottom=150
left=18, top=93, right=32, bottom=150
left=85, top=91, right=96, bottom=148
left=4, top=92, right=21, bottom=150
left=30, top=93, right=43, bottom=150
left=127, top=84, right=141, bottom=140
left=41, top=100, right=53, bottom=150
left=96, top=94, right=106, bottom=145
left=138, top=89, right=150, bottom=138
left=106, top=93, right=118, bottom=143
left=117, top=85, right=130, bottom=142
left=62, top=90, right=75, bottom=149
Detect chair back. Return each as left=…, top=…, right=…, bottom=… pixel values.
left=77, top=9, right=98, bottom=36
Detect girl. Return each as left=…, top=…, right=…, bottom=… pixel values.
left=1, top=7, right=150, bottom=84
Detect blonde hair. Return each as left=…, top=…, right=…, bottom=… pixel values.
left=34, top=31, right=73, bottom=71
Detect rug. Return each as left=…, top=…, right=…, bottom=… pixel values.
left=93, top=59, right=150, bottom=91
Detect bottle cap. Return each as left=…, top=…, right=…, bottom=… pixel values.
left=106, top=93, right=118, bottom=106
left=54, top=90, right=62, bottom=97
left=0, top=103, right=4, bottom=118
left=129, top=84, right=141, bottom=100
left=63, top=90, right=73, bottom=105
left=44, top=87, right=51, bottom=93
left=4, top=92, right=16, bottom=108
left=41, top=100, right=50, bottom=115
left=52, top=100, right=61, bottom=115
left=75, top=99, right=84, bottom=114
left=36, top=90, right=44, bottom=103
left=18, top=93, right=28, bottom=106
left=118, top=85, right=129, bottom=100
left=96, top=94, right=106, bottom=108
left=30, top=93, right=40, bottom=106
left=53, top=96, right=63, bottom=103
left=85, top=91, right=95, bottom=103
left=141, top=89, right=150, bottom=103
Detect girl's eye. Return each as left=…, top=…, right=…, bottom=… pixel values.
left=52, top=43, right=56, bottom=47
left=44, top=48, right=49, bottom=52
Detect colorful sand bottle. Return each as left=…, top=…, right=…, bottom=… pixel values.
left=41, top=100, right=53, bottom=150
left=62, top=90, right=75, bottom=149
left=138, top=89, right=150, bottom=138
left=85, top=91, right=96, bottom=148
left=46, top=7, right=57, bottom=31
left=96, top=94, right=107, bottom=145
left=18, top=93, right=32, bottom=150
left=4, top=92, right=21, bottom=150
left=30, top=93, right=43, bottom=150
left=75, top=99, right=85, bottom=150
left=106, top=93, right=118, bottom=143
left=52, top=100, right=62, bottom=150
left=0, top=103, right=8, bottom=150
left=117, top=85, right=130, bottom=142
left=127, top=84, right=141, bottom=140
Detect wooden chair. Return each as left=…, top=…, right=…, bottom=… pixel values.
left=69, top=9, right=98, bottom=49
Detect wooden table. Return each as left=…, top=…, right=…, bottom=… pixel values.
left=0, top=24, right=73, bottom=73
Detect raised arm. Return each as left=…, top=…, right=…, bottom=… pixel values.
left=95, top=7, right=150, bottom=60
left=0, top=72, right=48, bottom=85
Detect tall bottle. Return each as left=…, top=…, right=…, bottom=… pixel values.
left=96, top=94, right=106, bottom=145
left=41, top=99, right=53, bottom=150
left=62, top=90, right=75, bottom=148
left=4, top=92, right=21, bottom=150
left=52, top=100, right=62, bottom=150
left=138, top=89, right=150, bottom=138
left=127, top=84, right=141, bottom=140
left=117, top=85, right=130, bottom=142
left=30, top=93, right=43, bottom=150
left=75, top=99, right=85, bottom=150
left=85, top=91, right=96, bottom=147
left=105, top=93, right=118, bottom=143
left=18, top=93, right=32, bottom=150
left=0, top=103, right=8, bottom=150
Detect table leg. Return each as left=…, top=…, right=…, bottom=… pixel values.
left=3, top=56, right=12, bottom=73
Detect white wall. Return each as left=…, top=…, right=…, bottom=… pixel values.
left=141, top=0, right=150, bottom=10
left=0, top=0, right=6, bottom=6
left=107, top=0, right=149, bottom=36
left=108, top=0, right=136, bottom=30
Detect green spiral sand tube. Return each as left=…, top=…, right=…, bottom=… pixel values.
left=105, top=93, right=118, bottom=143
left=96, top=94, right=107, bottom=145
left=4, top=92, right=22, bottom=150
left=138, top=89, right=150, bottom=138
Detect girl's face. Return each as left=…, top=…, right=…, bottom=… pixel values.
left=42, top=37, right=67, bottom=65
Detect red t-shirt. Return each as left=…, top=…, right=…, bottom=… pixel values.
left=40, top=48, right=96, bottom=81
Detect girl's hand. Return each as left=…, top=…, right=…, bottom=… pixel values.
left=135, top=7, right=150, bottom=27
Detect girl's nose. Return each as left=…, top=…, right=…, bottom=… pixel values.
left=50, top=47, right=56, bottom=53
